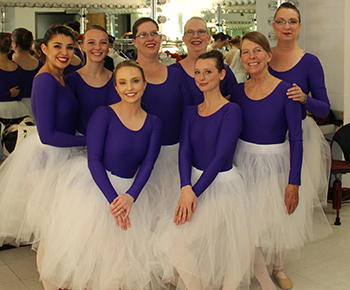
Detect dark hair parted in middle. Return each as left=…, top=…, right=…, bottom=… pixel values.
left=132, top=17, right=159, bottom=38
left=196, top=50, right=225, bottom=72
left=43, top=25, right=75, bottom=45
left=274, top=2, right=301, bottom=22
left=240, top=31, right=271, bottom=56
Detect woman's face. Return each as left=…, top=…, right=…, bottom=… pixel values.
left=194, top=58, right=225, bottom=93
left=115, top=66, right=147, bottom=105
left=82, top=29, right=109, bottom=63
left=183, top=19, right=210, bottom=55
left=41, top=34, right=74, bottom=69
left=272, top=8, right=301, bottom=42
left=132, top=21, right=161, bottom=58
left=240, top=39, right=271, bottom=76
left=215, top=39, right=227, bottom=50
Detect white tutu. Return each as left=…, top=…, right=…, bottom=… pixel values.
left=233, top=139, right=333, bottom=264
left=0, top=100, right=32, bottom=119
left=153, top=167, right=254, bottom=290
left=39, top=155, right=162, bottom=290
left=147, top=143, right=181, bottom=231
left=0, top=133, right=83, bottom=247
left=20, top=97, right=34, bottom=117
left=301, top=117, right=331, bottom=206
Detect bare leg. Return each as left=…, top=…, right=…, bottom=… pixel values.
left=254, top=249, right=276, bottom=290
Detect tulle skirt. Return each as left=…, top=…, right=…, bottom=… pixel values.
left=233, top=139, right=333, bottom=264
left=0, top=133, right=83, bottom=247
left=0, top=100, right=31, bottom=119
left=153, top=167, right=254, bottom=290
left=301, top=117, right=331, bottom=206
left=147, top=143, right=181, bottom=231
left=39, top=155, right=161, bottom=290
left=20, top=97, right=34, bottom=117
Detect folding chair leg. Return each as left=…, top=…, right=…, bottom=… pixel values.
left=333, top=179, right=342, bottom=225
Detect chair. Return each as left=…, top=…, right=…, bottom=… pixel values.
left=328, top=123, right=350, bottom=225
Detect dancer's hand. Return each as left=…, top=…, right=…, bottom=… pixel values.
left=111, top=193, right=134, bottom=219
left=284, top=184, right=299, bottom=215
left=174, top=185, right=197, bottom=225
left=287, top=83, right=307, bottom=105
left=10, top=86, right=20, bottom=97
left=114, top=214, right=131, bottom=231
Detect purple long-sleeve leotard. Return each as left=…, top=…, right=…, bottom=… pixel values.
left=0, top=66, right=23, bottom=101
left=269, top=53, right=330, bottom=119
left=18, top=60, right=44, bottom=99
left=172, top=63, right=238, bottom=105
left=231, top=81, right=303, bottom=185
left=66, top=72, right=121, bottom=135
left=179, top=102, right=242, bottom=197
left=141, top=65, right=192, bottom=145
left=87, top=106, right=162, bottom=203
left=31, top=73, right=86, bottom=147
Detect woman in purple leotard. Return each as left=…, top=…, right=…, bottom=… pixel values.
left=66, top=25, right=120, bottom=136
left=269, top=2, right=331, bottom=207
left=0, top=25, right=85, bottom=273
left=37, top=60, right=163, bottom=290
left=232, top=32, right=332, bottom=290
left=154, top=50, right=253, bottom=290
left=0, top=32, right=30, bottom=120
left=12, top=27, right=43, bottom=115
left=131, top=18, right=193, bottom=225
left=172, top=16, right=238, bottom=105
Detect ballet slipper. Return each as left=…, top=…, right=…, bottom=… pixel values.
left=272, top=269, right=293, bottom=290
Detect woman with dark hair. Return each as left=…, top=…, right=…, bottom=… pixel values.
left=0, top=32, right=30, bottom=120
left=31, top=38, right=46, bottom=63
left=154, top=50, right=252, bottom=290
left=11, top=27, right=43, bottom=115
left=0, top=25, right=85, bottom=265
left=269, top=2, right=331, bottom=208
left=172, top=17, right=237, bottom=105
left=131, top=17, right=192, bottom=221
left=209, top=32, right=228, bottom=51
left=66, top=25, right=120, bottom=135
left=231, top=31, right=332, bottom=290
left=37, top=60, right=162, bottom=290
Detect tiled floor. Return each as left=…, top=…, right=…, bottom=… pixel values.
left=1, top=204, right=350, bottom=290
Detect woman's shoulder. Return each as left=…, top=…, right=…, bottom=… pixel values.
left=0, top=60, right=19, bottom=72
left=66, top=71, right=82, bottom=83
left=301, top=52, right=323, bottom=67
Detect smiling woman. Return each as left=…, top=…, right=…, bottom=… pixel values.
left=0, top=26, right=86, bottom=286
left=65, top=25, right=120, bottom=135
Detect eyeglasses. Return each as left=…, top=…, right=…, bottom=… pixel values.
left=274, top=19, right=300, bottom=25
left=184, top=29, right=207, bottom=37
left=135, top=31, right=160, bottom=38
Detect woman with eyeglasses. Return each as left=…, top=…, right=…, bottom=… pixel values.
left=131, top=17, right=192, bottom=223
left=232, top=31, right=332, bottom=290
left=270, top=2, right=331, bottom=230
left=172, top=17, right=237, bottom=105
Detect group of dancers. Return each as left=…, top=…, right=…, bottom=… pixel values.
left=0, top=3, right=333, bottom=290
